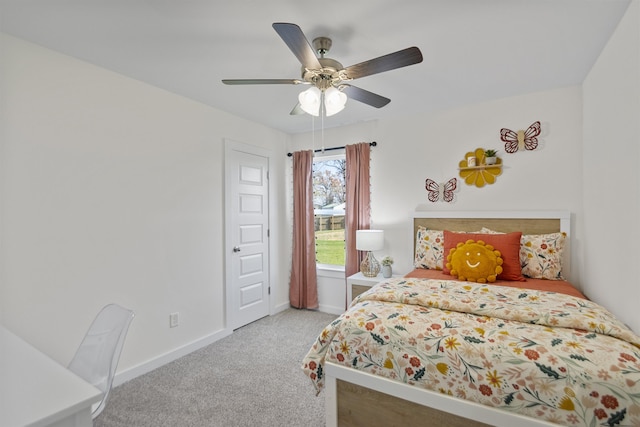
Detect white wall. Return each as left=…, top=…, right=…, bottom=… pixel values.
left=0, top=33, right=291, bottom=380
left=288, top=1, right=640, bottom=335
left=290, top=86, right=585, bottom=312
left=583, top=0, right=640, bottom=333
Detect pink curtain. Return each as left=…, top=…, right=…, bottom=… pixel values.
left=345, top=143, right=372, bottom=278
left=289, top=150, right=319, bottom=309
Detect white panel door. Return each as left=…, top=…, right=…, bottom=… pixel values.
left=225, top=141, right=270, bottom=330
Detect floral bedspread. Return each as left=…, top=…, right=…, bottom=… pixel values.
left=302, top=278, right=640, bottom=426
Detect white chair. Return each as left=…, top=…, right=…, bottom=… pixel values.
left=68, top=303, right=135, bottom=419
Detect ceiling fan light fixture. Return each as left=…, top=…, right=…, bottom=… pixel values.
left=298, top=86, right=321, bottom=116
left=298, top=86, right=347, bottom=117
left=324, top=86, right=347, bottom=116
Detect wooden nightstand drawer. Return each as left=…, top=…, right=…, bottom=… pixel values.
left=351, top=284, right=373, bottom=301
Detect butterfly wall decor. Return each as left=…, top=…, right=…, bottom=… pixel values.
left=500, top=121, right=541, bottom=153
left=425, top=178, right=457, bottom=203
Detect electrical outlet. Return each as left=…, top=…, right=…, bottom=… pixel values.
left=169, top=312, right=179, bottom=328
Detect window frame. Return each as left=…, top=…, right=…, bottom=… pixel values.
left=312, top=152, right=346, bottom=270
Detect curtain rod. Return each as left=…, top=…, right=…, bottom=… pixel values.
left=286, top=141, right=377, bottom=157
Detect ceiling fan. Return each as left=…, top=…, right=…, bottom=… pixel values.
left=222, top=23, right=423, bottom=116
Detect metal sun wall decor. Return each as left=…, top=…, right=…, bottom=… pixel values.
left=425, top=177, right=457, bottom=203
left=500, top=121, right=541, bottom=153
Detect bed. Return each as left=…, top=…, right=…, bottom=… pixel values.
left=302, top=211, right=640, bottom=427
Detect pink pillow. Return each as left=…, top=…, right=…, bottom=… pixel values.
left=443, top=230, right=526, bottom=282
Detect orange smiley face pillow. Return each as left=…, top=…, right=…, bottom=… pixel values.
left=446, top=239, right=503, bottom=283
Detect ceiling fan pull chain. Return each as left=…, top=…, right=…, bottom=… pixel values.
left=321, top=95, right=325, bottom=153
left=312, top=114, right=315, bottom=156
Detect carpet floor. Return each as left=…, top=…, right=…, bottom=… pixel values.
left=94, top=308, right=337, bottom=427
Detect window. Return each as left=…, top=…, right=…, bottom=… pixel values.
left=313, top=154, right=346, bottom=266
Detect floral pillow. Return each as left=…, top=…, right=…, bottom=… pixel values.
left=414, top=227, right=444, bottom=270
left=481, top=228, right=567, bottom=280
left=520, top=232, right=567, bottom=280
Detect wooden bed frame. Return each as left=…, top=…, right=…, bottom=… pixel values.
left=324, top=210, right=571, bottom=427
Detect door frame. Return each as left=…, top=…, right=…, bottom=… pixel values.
left=224, top=139, right=273, bottom=330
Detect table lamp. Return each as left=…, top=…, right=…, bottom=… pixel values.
left=356, top=229, right=384, bottom=277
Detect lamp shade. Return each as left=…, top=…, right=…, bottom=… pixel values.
left=356, top=230, right=384, bottom=251
left=298, top=86, right=321, bottom=116
left=324, top=86, right=347, bottom=116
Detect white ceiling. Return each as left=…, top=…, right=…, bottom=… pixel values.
left=0, top=0, right=631, bottom=134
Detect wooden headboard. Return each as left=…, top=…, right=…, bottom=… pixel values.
left=413, top=210, right=571, bottom=277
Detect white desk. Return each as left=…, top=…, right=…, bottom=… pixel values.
left=0, top=326, right=101, bottom=427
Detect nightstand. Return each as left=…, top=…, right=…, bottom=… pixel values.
left=347, top=272, right=403, bottom=303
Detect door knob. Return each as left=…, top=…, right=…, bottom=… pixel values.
left=233, top=246, right=241, bottom=253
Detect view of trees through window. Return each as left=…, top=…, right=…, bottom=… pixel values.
left=313, top=156, right=346, bottom=266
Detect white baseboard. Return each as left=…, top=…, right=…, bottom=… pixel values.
left=272, top=300, right=291, bottom=314
left=276, top=301, right=342, bottom=316
left=318, top=303, right=344, bottom=316
left=113, top=327, right=232, bottom=387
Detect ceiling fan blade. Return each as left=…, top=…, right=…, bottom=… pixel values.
left=290, top=103, right=305, bottom=115
left=272, top=23, right=322, bottom=70
left=222, top=79, right=303, bottom=85
left=341, top=85, right=390, bottom=108
left=343, top=47, right=423, bottom=80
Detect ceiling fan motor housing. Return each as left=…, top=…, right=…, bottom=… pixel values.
left=301, top=57, right=345, bottom=90
left=298, top=36, right=346, bottom=90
